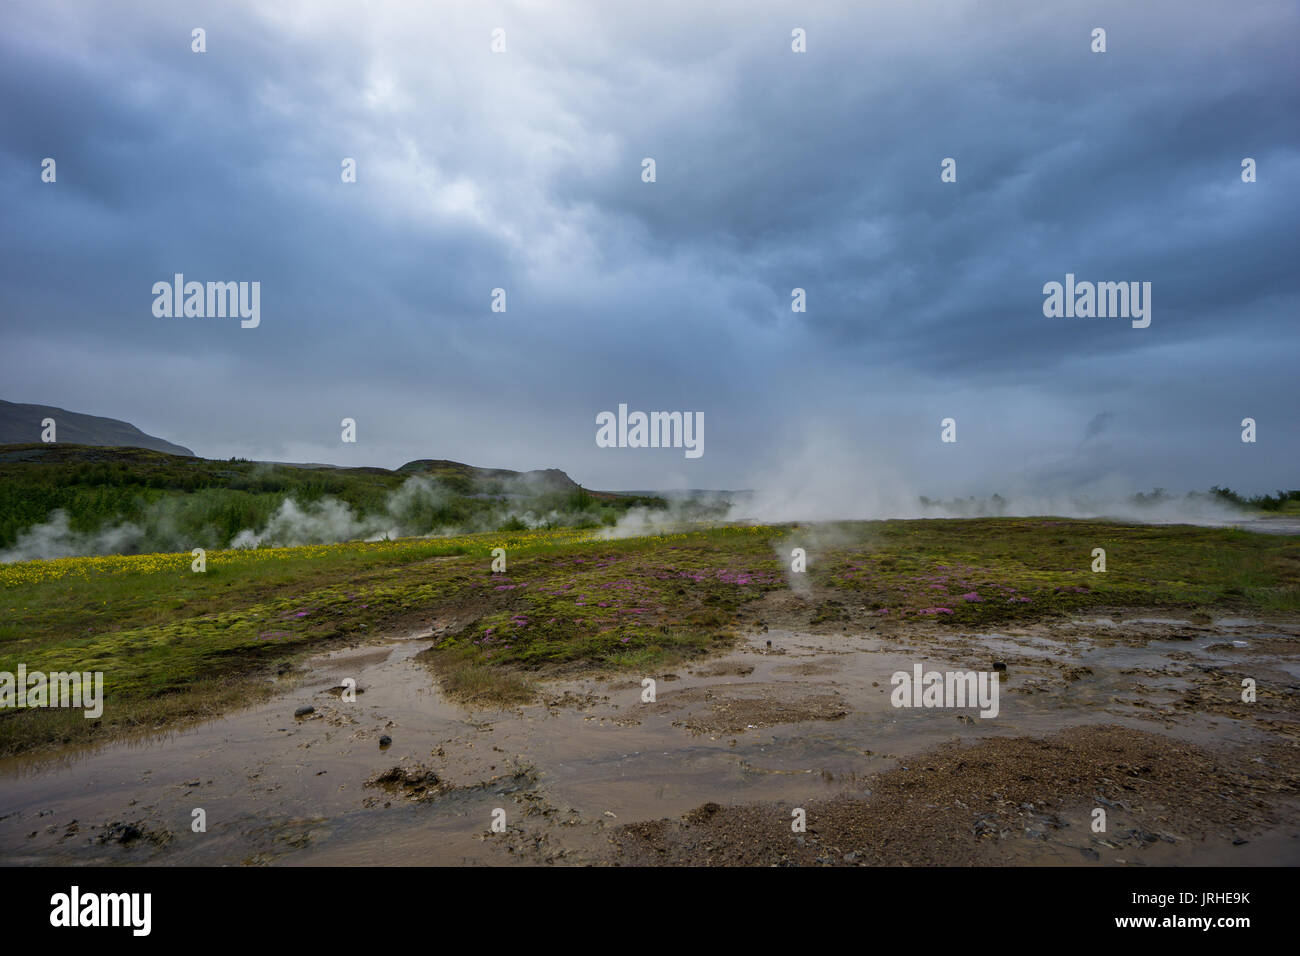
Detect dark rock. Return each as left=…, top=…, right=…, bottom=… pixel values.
left=293, top=706, right=315, bottom=718
left=379, top=735, right=392, bottom=747
left=101, top=822, right=142, bottom=844
left=370, top=766, right=438, bottom=789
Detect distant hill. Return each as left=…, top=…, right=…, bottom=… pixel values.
left=397, top=459, right=592, bottom=497
left=0, top=400, right=194, bottom=457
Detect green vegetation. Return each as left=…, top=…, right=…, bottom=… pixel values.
left=814, top=518, right=1300, bottom=624
left=915, top=486, right=1297, bottom=516
left=1, top=517, right=1296, bottom=757
left=0, top=444, right=669, bottom=554
left=1209, top=486, right=1300, bottom=513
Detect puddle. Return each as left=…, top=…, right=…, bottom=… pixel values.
left=1, top=617, right=1296, bottom=865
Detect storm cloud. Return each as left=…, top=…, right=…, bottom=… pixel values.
left=1, top=0, right=1295, bottom=505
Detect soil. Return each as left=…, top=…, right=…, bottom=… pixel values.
left=1, top=599, right=1296, bottom=866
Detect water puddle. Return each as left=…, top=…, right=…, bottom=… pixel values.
left=0, top=616, right=1295, bottom=865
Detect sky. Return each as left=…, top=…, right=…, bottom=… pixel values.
left=1, top=0, right=1296, bottom=503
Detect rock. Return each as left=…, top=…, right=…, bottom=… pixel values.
left=101, top=822, right=142, bottom=845
left=992, top=661, right=1007, bottom=672
left=372, top=767, right=438, bottom=788
left=379, top=735, right=392, bottom=747
left=365, top=765, right=440, bottom=797
left=293, top=706, right=315, bottom=718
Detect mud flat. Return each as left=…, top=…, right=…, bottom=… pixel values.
left=1, top=608, right=1296, bottom=866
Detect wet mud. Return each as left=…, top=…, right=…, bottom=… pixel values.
left=1, top=608, right=1296, bottom=866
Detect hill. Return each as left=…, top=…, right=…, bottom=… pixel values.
left=0, top=400, right=194, bottom=456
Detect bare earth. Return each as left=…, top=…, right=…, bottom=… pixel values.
left=0, top=594, right=1297, bottom=866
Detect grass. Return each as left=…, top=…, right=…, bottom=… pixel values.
left=812, top=519, right=1300, bottom=624
left=1, top=517, right=1297, bottom=756
left=431, top=661, right=538, bottom=707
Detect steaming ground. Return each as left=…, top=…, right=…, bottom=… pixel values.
left=604, top=487, right=1252, bottom=540
left=0, top=479, right=1268, bottom=564
left=0, top=476, right=599, bottom=563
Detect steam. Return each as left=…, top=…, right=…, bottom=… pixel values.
left=1, top=475, right=662, bottom=562
left=228, top=497, right=397, bottom=549
left=222, top=476, right=584, bottom=549
left=0, top=510, right=149, bottom=563
left=728, top=484, right=1248, bottom=526
left=0, top=448, right=1271, bottom=564
left=723, top=429, right=1250, bottom=527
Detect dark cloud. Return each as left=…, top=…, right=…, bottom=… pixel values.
left=1083, top=412, right=1115, bottom=443
left=0, top=0, right=1295, bottom=496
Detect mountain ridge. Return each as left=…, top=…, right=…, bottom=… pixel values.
left=0, top=400, right=194, bottom=457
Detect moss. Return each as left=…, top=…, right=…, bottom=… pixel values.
left=1, top=518, right=1296, bottom=755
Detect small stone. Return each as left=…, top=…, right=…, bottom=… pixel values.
left=293, top=706, right=315, bottom=718
left=101, top=822, right=142, bottom=845
left=379, top=735, right=392, bottom=747
left=992, top=661, right=1007, bottom=672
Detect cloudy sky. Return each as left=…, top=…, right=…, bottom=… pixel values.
left=1, top=0, right=1296, bottom=502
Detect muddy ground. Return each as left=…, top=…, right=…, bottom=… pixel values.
left=0, top=590, right=1297, bottom=866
